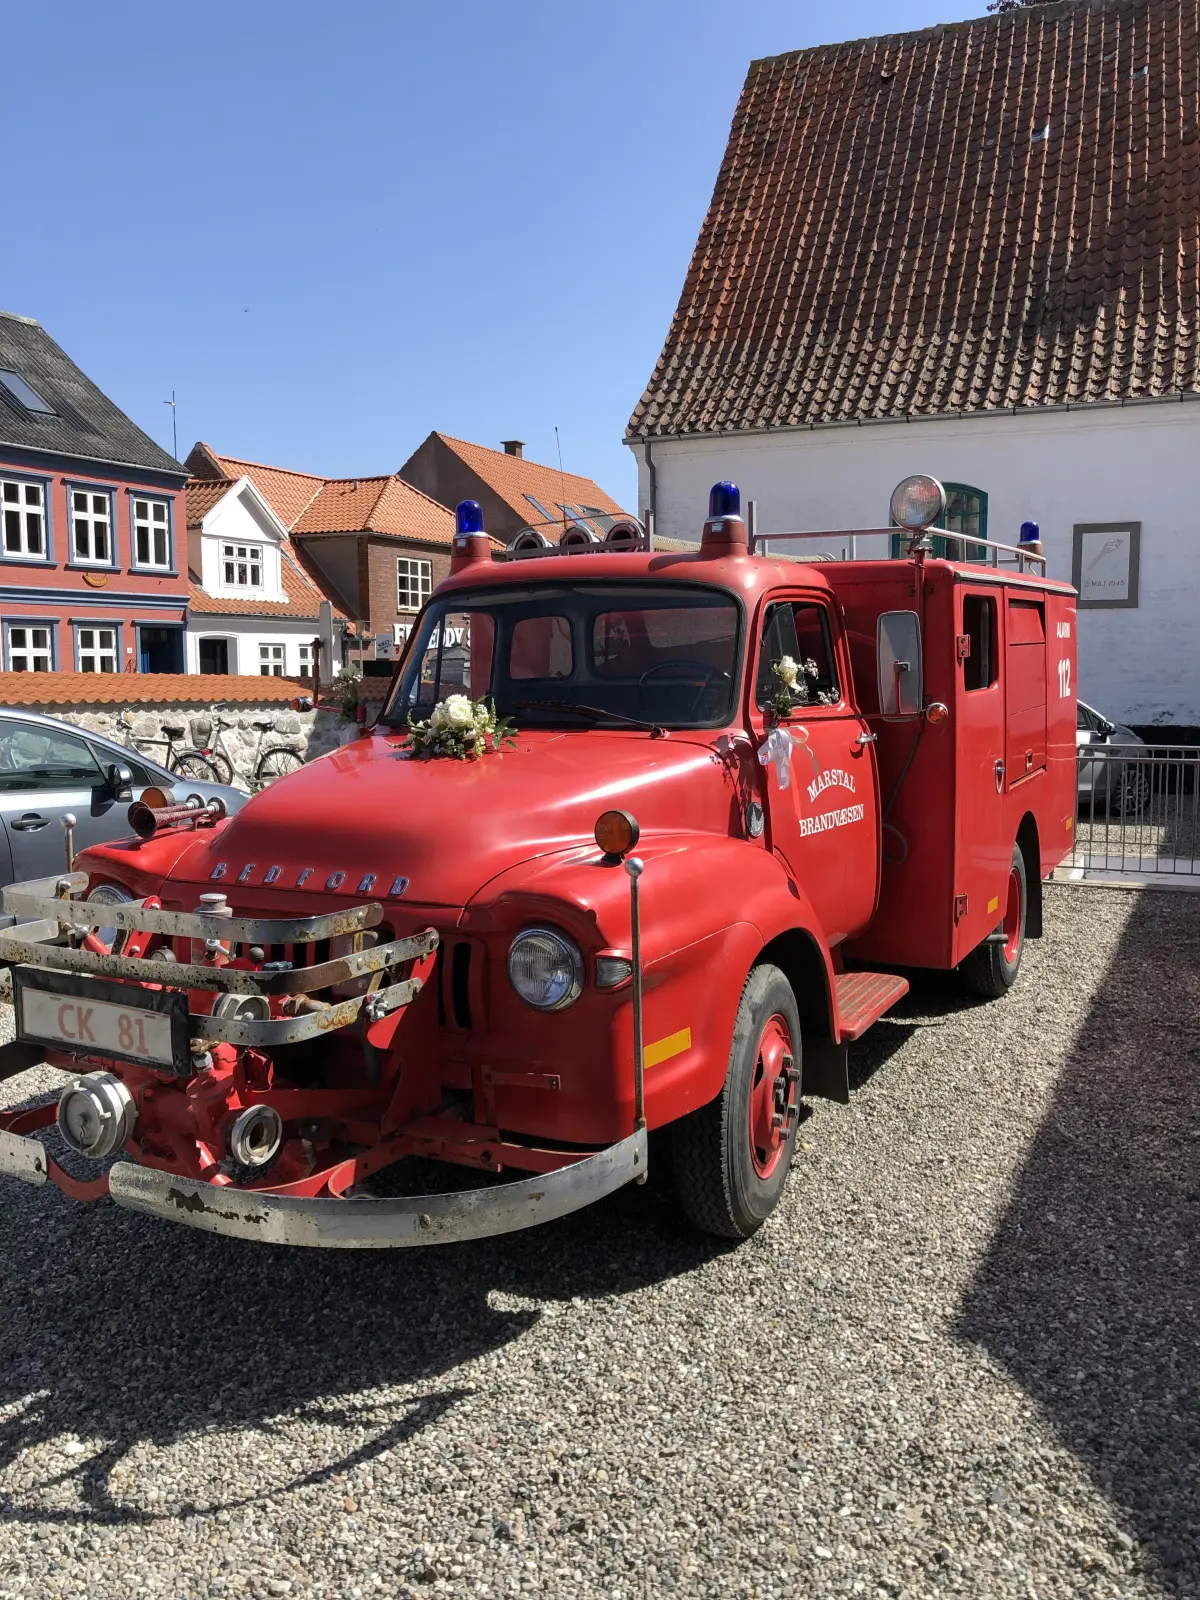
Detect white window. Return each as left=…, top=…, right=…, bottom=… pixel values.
left=298, top=642, right=314, bottom=673
left=397, top=557, right=432, bottom=612
left=1, top=478, right=46, bottom=557
left=223, top=543, right=263, bottom=588
left=77, top=626, right=118, bottom=673
left=259, top=643, right=285, bottom=677
left=71, top=490, right=111, bottom=564
left=8, top=626, right=52, bottom=672
left=133, top=498, right=171, bottom=568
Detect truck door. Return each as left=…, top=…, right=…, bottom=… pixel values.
left=1005, top=596, right=1048, bottom=785
left=954, top=587, right=1008, bottom=959
left=750, top=596, right=879, bottom=944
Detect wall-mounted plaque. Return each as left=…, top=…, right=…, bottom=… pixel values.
left=1071, top=522, right=1141, bottom=609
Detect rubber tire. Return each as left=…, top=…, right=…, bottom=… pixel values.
left=959, top=845, right=1027, bottom=999
left=168, top=751, right=220, bottom=784
left=1114, top=766, right=1151, bottom=816
left=671, top=963, right=802, bottom=1240
left=205, top=749, right=235, bottom=787
left=254, top=748, right=303, bottom=788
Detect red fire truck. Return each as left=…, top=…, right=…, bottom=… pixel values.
left=0, top=475, right=1077, bottom=1245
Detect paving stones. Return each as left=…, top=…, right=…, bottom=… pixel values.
left=0, top=884, right=1196, bottom=1598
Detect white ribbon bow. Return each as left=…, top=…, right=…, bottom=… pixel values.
left=757, top=725, right=817, bottom=790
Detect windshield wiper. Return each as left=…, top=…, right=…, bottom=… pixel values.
left=514, top=699, right=665, bottom=738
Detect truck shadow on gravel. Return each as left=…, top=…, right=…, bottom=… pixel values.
left=957, top=891, right=1200, bottom=1594
left=0, top=1122, right=724, bottom=1528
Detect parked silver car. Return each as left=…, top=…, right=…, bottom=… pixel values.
left=0, top=707, right=246, bottom=919
left=1077, top=698, right=1150, bottom=815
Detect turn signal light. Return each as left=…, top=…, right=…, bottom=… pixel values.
left=595, top=809, right=640, bottom=861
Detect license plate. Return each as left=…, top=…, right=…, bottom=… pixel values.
left=14, top=966, right=190, bottom=1074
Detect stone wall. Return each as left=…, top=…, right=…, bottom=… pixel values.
left=51, top=701, right=350, bottom=792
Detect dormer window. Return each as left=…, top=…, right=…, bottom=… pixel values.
left=222, top=542, right=263, bottom=589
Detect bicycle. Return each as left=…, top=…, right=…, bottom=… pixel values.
left=199, top=704, right=304, bottom=792
left=116, top=709, right=219, bottom=783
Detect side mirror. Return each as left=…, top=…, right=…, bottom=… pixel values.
left=107, top=762, right=134, bottom=800
left=877, top=611, right=924, bottom=717
left=1101, top=718, right=1117, bottom=738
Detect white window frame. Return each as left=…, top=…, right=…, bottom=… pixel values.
left=259, top=643, right=285, bottom=677
left=77, top=625, right=119, bottom=674
left=397, top=556, right=432, bottom=612
left=1, top=477, right=48, bottom=559
left=7, top=623, right=54, bottom=672
left=70, top=489, right=113, bottom=566
left=297, top=642, right=314, bottom=672
left=132, top=497, right=171, bottom=570
left=223, top=543, right=263, bottom=589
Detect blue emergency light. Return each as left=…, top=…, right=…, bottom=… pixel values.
left=456, top=500, right=485, bottom=536
left=708, top=481, right=741, bottom=519
left=1019, top=520, right=1040, bottom=545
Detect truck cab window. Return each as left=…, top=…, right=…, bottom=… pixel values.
left=756, top=602, right=839, bottom=710
left=962, top=595, right=997, bottom=690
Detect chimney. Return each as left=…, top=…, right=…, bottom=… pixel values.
left=501, top=440, right=525, bottom=458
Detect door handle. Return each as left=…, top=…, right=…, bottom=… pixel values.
left=853, top=730, right=878, bottom=747
left=10, top=813, right=49, bottom=831
left=994, top=759, right=1005, bottom=794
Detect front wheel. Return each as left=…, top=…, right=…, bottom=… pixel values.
left=168, top=750, right=220, bottom=784
left=254, top=747, right=303, bottom=789
left=959, top=845, right=1027, bottom=998
left=671, top=963, right=802, bottom=1239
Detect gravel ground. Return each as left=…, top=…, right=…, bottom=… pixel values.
left=0, top=883, right=1196, bottom=1600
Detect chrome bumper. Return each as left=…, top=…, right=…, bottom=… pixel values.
left=0, top=1127, right=648, bottom=1248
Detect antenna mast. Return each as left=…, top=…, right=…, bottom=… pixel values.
left=163, top=390, right=178, bottom=460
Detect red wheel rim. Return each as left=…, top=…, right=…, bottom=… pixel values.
left=747, top=1012, right=796, bottom=1179
left=1002, top=867, right=1023, bottom=963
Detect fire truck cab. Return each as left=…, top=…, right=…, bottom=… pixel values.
left=0, top=475, right=1077, bottom=1246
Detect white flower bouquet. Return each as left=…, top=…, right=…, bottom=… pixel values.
left=407, top=694, right=518, bottom=761
left=769, top=655, right=837, bottom=718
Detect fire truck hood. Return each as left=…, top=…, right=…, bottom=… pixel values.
left=165, top=728, right=726, bottom=908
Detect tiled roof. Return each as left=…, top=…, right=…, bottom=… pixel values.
left=426, top=434, right=629, bottom=529
left=187, top=443, right=325, bottom=529
left=629, top=0, right=1200, bottom=437
left=182, top=478, right=231, bottom=525
left=183, top=476, right=345, bottom=621
left=0, top=311, right=184, bottom=475
left=294, top=475, right=458, bottom=543
left=0, top=672, right=311, bottom=707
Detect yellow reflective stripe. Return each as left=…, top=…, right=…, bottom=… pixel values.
left=644, top=1027, right=691, bottom=1069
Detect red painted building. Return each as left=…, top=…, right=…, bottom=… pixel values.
left=0, top=310, right=189, bottom=674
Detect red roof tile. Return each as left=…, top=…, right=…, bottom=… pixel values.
left=0, top=672, right=312, bottom=707
left=426, top=434, right=630, bottom=531
left=294, top=475, right=458, bottom=543
left=629, top=0, right=1200, bottom=436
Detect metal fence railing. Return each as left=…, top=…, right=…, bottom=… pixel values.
left=1066, top=743, right=1200, bottom=881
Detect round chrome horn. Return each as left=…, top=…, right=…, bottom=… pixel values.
left=57, top=1072, right=137, bottom=1159
left=559, top=522, right=599, bottom=548
left=508, top=528, right=552, bottom=553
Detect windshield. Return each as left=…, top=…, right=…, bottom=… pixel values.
left=382, top=581, right=742, bottom=731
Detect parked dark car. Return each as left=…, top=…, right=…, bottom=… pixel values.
left=1077, top=698, right=1151, bottom=815
left=0, top=708, right=246, bottom=920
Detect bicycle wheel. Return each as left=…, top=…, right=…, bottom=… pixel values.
left=254, top=747, right=303, bottom=789
left=168, top=750, right=220, bottom=783
left=204, top=747, right=235, bottom=787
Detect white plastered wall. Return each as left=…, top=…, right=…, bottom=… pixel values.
left=633, top=401, right=1200, bottom=726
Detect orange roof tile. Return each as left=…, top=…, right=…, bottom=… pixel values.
left=294, top=475, right=458, bottom=543
left=0, top=672, right=312, bottom=707
left=183, top=478, right=231, bottom=525
left=630, top=0, right=1200, bottom=436
left=203, top=448, right=326, bottom=529
left=429, top=434, right=630, bottom=531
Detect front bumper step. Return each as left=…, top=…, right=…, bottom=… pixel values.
left=0, top=1127, right=648, bottom=1247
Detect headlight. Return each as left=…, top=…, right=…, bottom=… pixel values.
left=86, top=883, right=133, bottom=949
left=507, top=927, right=584, bottom=1011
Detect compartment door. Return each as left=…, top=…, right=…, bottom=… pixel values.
left=1005, top=598, right=1047, bottom=785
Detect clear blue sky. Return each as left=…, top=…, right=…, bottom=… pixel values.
left=2, top=0, right=979, bottom=512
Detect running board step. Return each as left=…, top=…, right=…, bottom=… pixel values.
left=834, top=970, right=910, bottom=1042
